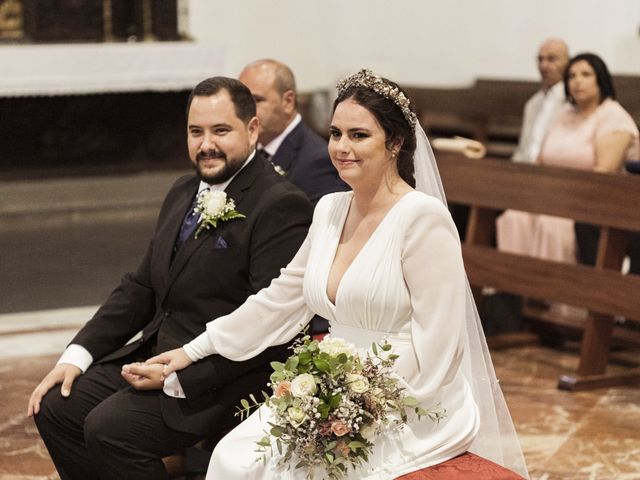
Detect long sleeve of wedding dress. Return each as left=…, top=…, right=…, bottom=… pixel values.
left=398, top=195, right=468, bottom=400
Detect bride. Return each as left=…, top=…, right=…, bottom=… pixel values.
left=142, top=69, right=528, bottom=479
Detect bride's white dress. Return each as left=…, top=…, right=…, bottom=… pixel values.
left=188, top=190, right=480, bottom=479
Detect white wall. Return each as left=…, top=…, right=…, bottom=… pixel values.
left=186, top=0, right=640, bottom=90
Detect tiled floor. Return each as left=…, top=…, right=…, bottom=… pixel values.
left=1, top=345, right=639, bottom=480
left=494, top=346, right=640, bottom=480
left=0, top=355, right=60, bottom=480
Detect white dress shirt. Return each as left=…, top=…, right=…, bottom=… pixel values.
left=512, top=82, right=565, bottom=164
left=259, top=113, right=302, bottom=157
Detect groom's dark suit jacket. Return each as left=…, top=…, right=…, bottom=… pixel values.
left=71, top=153, right=313, bottom=435
left=271, top=120, right=349, bottom=205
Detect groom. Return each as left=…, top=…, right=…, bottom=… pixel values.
left=27, top=77, right=313, bottom=479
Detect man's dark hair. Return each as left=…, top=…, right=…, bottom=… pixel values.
left=564, top=52, right=616, bottom=105
left=186, top=77, right=257, bottom=122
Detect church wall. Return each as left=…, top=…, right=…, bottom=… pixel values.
left=187, top=0, right=640, bottom=90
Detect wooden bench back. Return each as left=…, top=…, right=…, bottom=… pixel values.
left=613, top=75, right=640, bottom=125
left=436, top=152, right=640, bottom=389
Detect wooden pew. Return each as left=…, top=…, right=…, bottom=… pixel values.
left=613, top=75, right=640, bottom=126
left=436, top=152, right=640, bottom=391
left=405, top=79, right=538, bottom=158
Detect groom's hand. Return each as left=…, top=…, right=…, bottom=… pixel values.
left=121, top=363, right=164, bottom=390
left=27, top=364, right=82, bottom=417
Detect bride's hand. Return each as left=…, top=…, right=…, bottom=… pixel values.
left=145, top=348, right=193, bottom=377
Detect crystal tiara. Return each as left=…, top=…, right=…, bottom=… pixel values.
left=336, top=69, right=417, bottom=128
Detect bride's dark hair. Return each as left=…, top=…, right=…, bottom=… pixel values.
left=333, top=80, right=417, bottom=188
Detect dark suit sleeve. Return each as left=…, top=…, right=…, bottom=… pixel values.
left=70, top=239, right=157, bottom=361
left=290, top=125, right=349, bottom=205
left=306, top=149, right=349, bottom=206
left=177, top=187, right=313, bottom=398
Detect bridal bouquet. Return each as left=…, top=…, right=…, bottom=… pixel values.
left=236, top=333, right=446, bottom=479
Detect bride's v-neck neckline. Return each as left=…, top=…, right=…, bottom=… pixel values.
left=325, top=190, right=417, bottom=308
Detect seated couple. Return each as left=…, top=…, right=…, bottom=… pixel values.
left=29, top=71, right=528, bottom=479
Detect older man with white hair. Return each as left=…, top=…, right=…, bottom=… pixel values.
left=512, top=38, right=569, bottom=163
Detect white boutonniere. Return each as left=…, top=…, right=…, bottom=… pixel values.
left=193, top=190, right=245, bottom=238
left=273, top=164, right=286, bottom=176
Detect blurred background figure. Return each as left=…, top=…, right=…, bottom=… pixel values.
left=498, top=52, right=639, bottom=266
left=511, top=38, right=569, bottom=164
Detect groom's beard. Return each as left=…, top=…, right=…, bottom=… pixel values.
left=193, top=149, right=245, bottom=185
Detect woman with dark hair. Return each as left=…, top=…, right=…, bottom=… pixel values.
left=564, top=52, right=616, bottom=106
left=143, top=70, right=527, bottom=479
left=497, top=52, right=639, bottom=266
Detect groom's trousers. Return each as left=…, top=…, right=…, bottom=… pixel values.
left=34, top=349, right=273, bottom=480
left=33, top=351, right=202, bottom=480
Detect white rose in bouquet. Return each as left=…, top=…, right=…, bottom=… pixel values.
left=290, top=373, right=317, bottom=397
left=359, top=422, right=379, bottom=440
left=287, top=406, right=308, bottom=427
left=345, top=373, right=370, bottom=393
left=318, top=336, right=355, bottom=357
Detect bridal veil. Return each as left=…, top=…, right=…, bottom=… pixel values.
left=414, top=124, right=529, bottom=478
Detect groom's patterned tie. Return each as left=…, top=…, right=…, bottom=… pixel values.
left=174, top=188, right=209, bottom=253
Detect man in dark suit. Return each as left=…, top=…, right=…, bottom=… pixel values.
left=27, top=77, right=313, bottom=479
left=239, top=59, right=349, bottom=206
